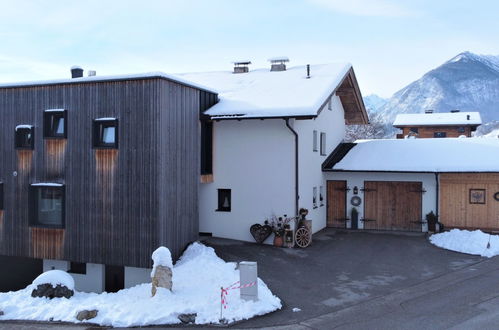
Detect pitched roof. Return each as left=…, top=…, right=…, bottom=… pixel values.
left=180, top=63, right=368, bottom=122
left=0, top=72, right=216, bottom=94
left=393, top=112, right=482, bottom=127
left=323, top=138, right=499, bottom=173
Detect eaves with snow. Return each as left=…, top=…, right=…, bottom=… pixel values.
left=393, top=112, right=482, bottom=127
left=323, top=138, right=499, bottom=173
left=180, top=63, right=369, bottom=123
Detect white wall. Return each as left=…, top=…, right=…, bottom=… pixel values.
left=125, top=266, right=151, bottom=288
left=323, top=172, right=437, bottom=232
left=199, top=119, right=295, bottom=242
left=43, top=259, right=104, bottom=293
left=294, top=96, right=346, bottom=233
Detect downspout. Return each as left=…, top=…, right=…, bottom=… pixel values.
left=435, top=172, right=440, bottom=224
left=285, top=119, right=299, bottom=215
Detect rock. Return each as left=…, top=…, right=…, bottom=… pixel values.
left=151, top=265, right=172, bottom=296
left=31, top=283, right=74, bottom=299
left=76, top=309, right=98, bottom=321
left=178, top=313, right=197, bottom=324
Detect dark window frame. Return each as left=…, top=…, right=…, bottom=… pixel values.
left=320, top=132, right=327, bottom=155
left=457, top=126, right=465, bottom=133
left=15, top=126, right=35, bottom=149
left=44, top=110, right=67, bottom=139
left=434, top=132, right=447, bottom=138
left=313, top=186, right=318, bottom=209
left=93, top=118, right=119, bottom=149
left=68, top=262, right=87, bottom=275
left=409, top=127, right=419, bottom=134
left=0, top=183, right=3, bottom=210
left=201, top=121, right=213, bottom=175
left=29, top=184, right=65, bottom=229
left=217, top=189, right=231, bottom=212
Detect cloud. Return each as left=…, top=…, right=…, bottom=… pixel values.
left=307, top=0, right=413, bottom=17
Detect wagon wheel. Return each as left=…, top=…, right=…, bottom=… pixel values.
left=295, top=227, right=311, bottom=248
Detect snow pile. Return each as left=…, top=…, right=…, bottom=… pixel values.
left=150, top=246, right=173, bottom=277
left=393, top=112, right=482, bottom=126
left=430, top=229, right=499, bottom=258
left=32, top=270, right=75, bottom=290
left=0, top=243, right=281, bottom=327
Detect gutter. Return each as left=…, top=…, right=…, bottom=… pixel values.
left=285, top=119, right=299, bottom=215
left=435, top=172, right=440, bottom=222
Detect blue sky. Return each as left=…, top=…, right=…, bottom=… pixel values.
left=1, top=0, right=498, bottom=97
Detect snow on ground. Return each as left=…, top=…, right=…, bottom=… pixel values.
left=430, top=229, right=499, bottom=258
left=0, top=243, right=281, bottom=327
left=32, top=270, right=75, bottom=290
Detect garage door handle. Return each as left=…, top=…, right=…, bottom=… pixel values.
left=335, top=218, right=351, bottom=222
left=411, top=220, right=428, bottom=224
left=361, top=218, right=376, bottom=222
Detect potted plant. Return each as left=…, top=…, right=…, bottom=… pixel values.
left=265, top=215, right=292, bottom=247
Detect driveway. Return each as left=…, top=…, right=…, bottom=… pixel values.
left=3, top=229, right=499, bottom=329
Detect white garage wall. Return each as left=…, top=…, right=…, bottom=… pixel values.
left=199, top=119, right=295, bottom=243
left=324, top=172, right=438, bottom=232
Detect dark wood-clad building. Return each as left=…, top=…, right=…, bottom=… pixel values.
left=0, top=70, right=217, bottom=291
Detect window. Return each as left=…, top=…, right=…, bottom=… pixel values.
left=457, top=126, right=465, bottom=133
left=93, top=118, right=118, bottom=148
left=434, top=132, right=447, bottom=138
left=328, top=98, right=332, bottom=111
left=69, top=262, right=87, bottom=275
left=320, top=132, right=326, bottom=155
left=320, top=186, right=324, bottom=206
left=409, top=127, right=419, bottom=134
left=201, top=121, right=213, bottom=175
left=30, top=184, right=65, bottom=228
left=15, top=125, right=34, bottom=149
left=313, top=130, right=318, bottom=152
left=44, top=110, right=67, bottom=138
left=313, top=187, right=317, bottom=208
left=217, top=189, right=231, bottom=212
left=0, top=183, right=3, bottom=210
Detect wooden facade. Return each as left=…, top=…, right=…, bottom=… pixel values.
left=397, top=125, right=475, bottom=139
left=0, top=77, right=217, bottom=268
left=326, top=180, right=347, bottom=228
left=440, top=173, right=499, bottom=231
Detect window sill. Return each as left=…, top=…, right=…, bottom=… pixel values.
left=29, top=224, right=65, bottom=230
left=313, top=206, right=318, bottom=209
left=215, top=209, right=231, bottom=212
left=15, top=147, right=34, bottom=150
left=93, top=145, right=118, bottom=149
left=44, top=136, right=66, bottom=140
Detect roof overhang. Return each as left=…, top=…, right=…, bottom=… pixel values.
left=333, top=68, right=369, bottom=125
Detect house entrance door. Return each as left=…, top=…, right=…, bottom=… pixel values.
left=327, top=180, right=347, bottom=228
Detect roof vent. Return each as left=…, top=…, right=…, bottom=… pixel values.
left=232, top=61, right=251, bottom=74
left=425, top=109, right=434, bottom=114
left=70, top=66, right=83, bottom=78
left=268, top=57, right=289, bottom=71
left=88, top=70, right=96, bottom=77
left=450, top=109, right=460, bottom=113
left=467, top=115, right=470, bottom=120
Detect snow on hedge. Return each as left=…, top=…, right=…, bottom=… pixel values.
left=0, top=243, right=281, bottom=327
left=32, top=270, right=75, bottom=290
left=430, top=229, right=499, bottom=258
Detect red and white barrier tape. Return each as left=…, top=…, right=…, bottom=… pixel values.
left=220, top=280, right=257, bottom=309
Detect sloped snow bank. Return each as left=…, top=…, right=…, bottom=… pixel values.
left=430, top=229, right=499, bottom=258
left=0, top=243, right=281, bottom=327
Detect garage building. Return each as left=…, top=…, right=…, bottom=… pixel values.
left=322, top=138, right=499, bottom=232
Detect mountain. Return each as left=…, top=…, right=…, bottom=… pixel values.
left=363, top=94, right=387, bottom=113
left=361, top=51, right=499, bottom=137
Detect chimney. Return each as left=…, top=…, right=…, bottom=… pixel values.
left=450, top=109, right=460, bottom=113
left=71, top=66, right=83, bottom=78
left=425, top=109, right=434, bottom=114
left=306, top=64, right=310, bottom=79
left=233, top=61, right=251, bottom=74
left=268, top=57, right=289, bottom=71
left=467, top=115, right=470, bottom=120
left=88, top=70, right=96, bottom=77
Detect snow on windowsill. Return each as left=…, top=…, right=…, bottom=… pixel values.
left=15, top=125, right=33, bottom=131
left=31, top=183, right=64, bottom=187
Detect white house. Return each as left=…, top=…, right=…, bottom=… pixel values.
left=182, top=62, right=368, bottom=243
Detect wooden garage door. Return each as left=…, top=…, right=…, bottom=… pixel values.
left=363, top=181, right=423, bottom=231
left=440, top=173, right=499, bottom=230
left=327, top=181, right=347, bottom=228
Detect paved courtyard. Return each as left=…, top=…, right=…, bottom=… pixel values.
left=3, top=229, right=499, bottom=329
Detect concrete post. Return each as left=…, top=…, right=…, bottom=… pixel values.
left=239, top=261, right=258, bottom=301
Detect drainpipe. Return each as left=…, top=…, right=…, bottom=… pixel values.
left=285, top=119, right=299, bottom=215
left=435, top=172, right=440, bottom=223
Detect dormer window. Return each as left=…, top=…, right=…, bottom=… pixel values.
left=44, top=109, right=67, bottom=138
left=15, top=125, right=34, bottom=149
left=93, top=118, right=118, bottom=149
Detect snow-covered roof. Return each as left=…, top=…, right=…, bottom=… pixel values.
left=180, top=63, right=353, bottom=119
left=325, top=138, right=499, bottom=172
left=393, top=112, right=482, bottom=126
left=0, top=72, right=216, bottom=94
